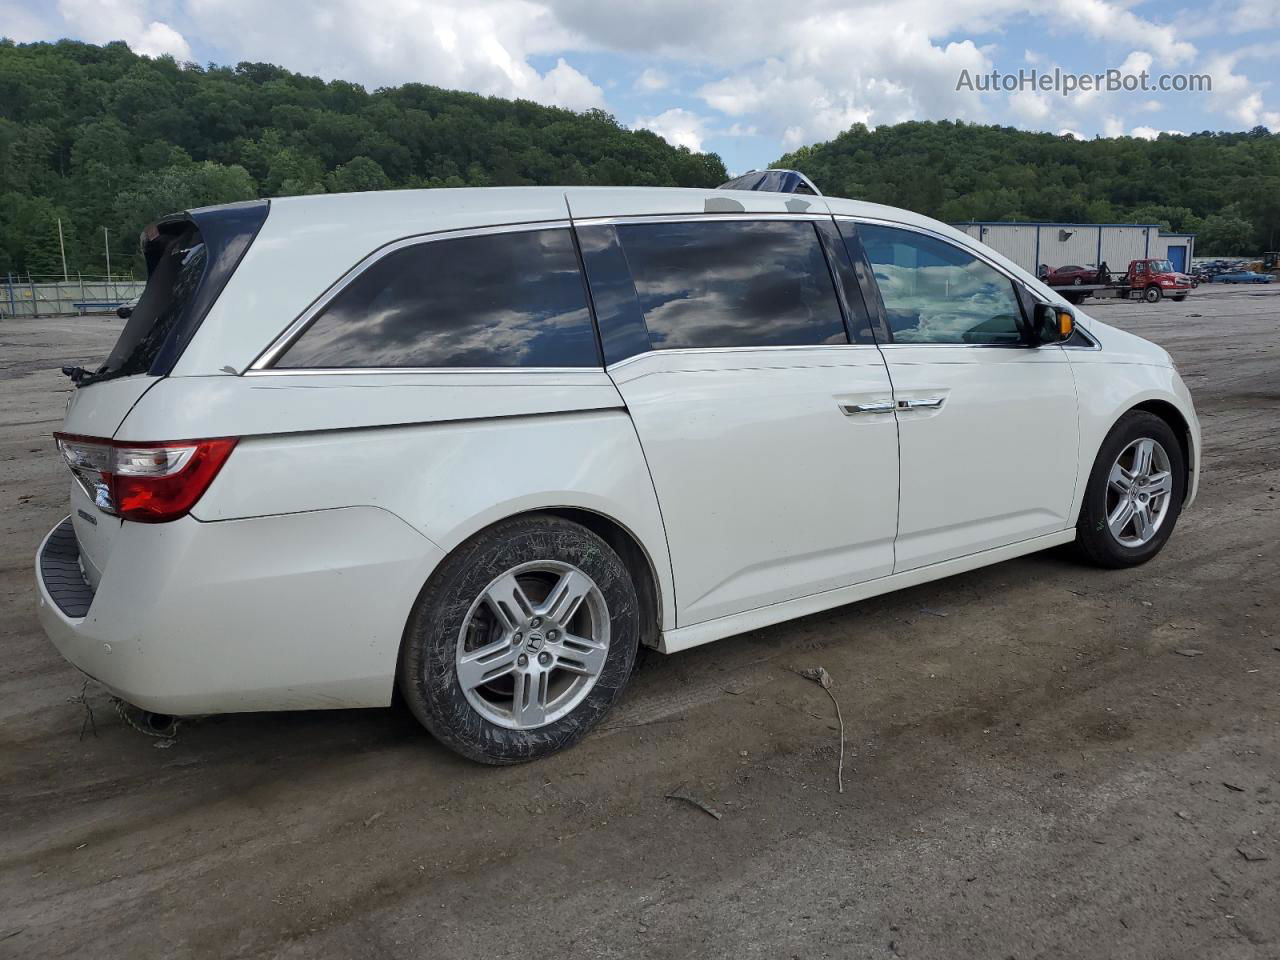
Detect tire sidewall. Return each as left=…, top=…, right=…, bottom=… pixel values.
left=399, top=516, right=639, bottom=764
left=1079, top=413, right=1186, bottom=566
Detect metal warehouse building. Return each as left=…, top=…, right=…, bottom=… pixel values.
left=952, top=222, right=1196, bottom=275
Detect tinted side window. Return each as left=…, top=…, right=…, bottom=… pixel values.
left=276, top=228, right=598, bottom=368
left=97, top=226, right=207, bottom=382
left=860, top=225, right=1024, bottom=345
left=615, top=220, right=847, bottom=350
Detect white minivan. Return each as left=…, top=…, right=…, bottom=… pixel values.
left=37, top=186, right=1199, bottom=763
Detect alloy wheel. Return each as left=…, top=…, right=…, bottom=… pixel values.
left=455, top=561, right=610, bottom=729
left=1105, top=437, right=1174, bottom=547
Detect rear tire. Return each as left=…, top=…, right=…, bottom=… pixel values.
left=1144, top=286, right=1162, bottom=303
left=398, top=514, right=639, bottom=764
left=1076, top=412, right=1186, bottom=569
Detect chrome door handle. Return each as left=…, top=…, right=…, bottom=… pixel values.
left=839, top=399, right=896, bottom=416
left=901, top=396, right=946, bottom=410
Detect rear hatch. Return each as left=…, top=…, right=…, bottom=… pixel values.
left=55, top=202, right=267, bottom=588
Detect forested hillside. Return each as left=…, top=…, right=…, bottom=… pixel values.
left=3, top=41, right=1278, bottom=276
left=0, top=39, right=726, bottom=276
left=776, top=120, right=1280, bottom=255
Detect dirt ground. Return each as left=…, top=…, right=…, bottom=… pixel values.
left=1, top=285, right=1277, bottom=960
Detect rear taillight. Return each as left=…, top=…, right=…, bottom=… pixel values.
left=54, top=434, right=238, bottom=523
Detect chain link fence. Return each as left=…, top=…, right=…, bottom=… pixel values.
left=2, top=274, right=146, bottom=319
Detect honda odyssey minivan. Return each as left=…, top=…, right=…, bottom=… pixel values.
left=36, top=186, right=1199, bottom=763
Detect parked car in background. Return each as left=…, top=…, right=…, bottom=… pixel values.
left=1214, top=270, right=1274, bottom=284
left=36, top=186, right=1200, bottom=764
left=1045, top=263, right=1109, bottom=285
left=116, top=296, right=139, bottom=319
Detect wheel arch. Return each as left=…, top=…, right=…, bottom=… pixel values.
left=541, top=507, right=664, bottom=651
left=1128, top=399, right=1193, bottom=490
left=405, top=505, right=667, bottom=658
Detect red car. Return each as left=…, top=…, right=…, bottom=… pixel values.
left=1044, top=263, right=1110, bottom=286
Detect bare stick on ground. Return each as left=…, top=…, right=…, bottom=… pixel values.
left=799, top=666, right=845, bottom=794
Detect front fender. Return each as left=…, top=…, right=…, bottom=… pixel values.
left=1065, top=355, right=1201, bottom=521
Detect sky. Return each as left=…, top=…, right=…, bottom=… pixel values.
left=3, top=0, right=1279, bottom=173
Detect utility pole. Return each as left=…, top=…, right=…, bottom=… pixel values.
left=103, top=227, right=113, bottom=302
left=57, top=218, right=69, bottom=282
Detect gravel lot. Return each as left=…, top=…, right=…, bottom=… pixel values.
left=2, top=284, right=1277, bottom=959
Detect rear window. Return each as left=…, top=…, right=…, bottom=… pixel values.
left=89, top=225, right=208, bottom=383
left=614, top=219, right=846, bottom=350
left=275, top=228, right=599, bottom=369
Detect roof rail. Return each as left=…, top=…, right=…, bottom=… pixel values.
left=718, top=169, right=822, bottom=196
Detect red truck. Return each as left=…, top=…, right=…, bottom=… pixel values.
left=1045, top=258, right=1194, bottom=304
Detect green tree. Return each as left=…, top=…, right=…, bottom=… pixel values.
left=326, top=155, right=391, bottom=193
left=1196, top=206, right=1255, bottom=255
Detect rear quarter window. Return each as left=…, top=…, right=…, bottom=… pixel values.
left=275, top=228, right=599, bottom=369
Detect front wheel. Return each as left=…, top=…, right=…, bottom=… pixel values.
left=398, top=514, right=640, bottom=764
left=1076, top=412, right=1186, bottom=568
left=1144, top=286, right=1162, bottom=303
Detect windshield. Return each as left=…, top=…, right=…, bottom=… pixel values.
left=83, top=225, right=208, bottom=385
left=1150, top=260, right=1173, bottom=273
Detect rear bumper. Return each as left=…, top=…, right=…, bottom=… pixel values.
left=35, top=507, right=444, bottom=716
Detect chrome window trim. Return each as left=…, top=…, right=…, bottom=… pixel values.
left=572, top=212, right=834, bottom=227
left=244, top=366, right=606, bottom=378
left=604, top=342, right=881, bottom=373
left=248, top=219, right=575, bottom=372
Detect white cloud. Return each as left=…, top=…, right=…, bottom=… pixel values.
left=0, top=1, right=56, bottom=42
left=133, top=22, right=192, bottom=59
left=1009, top=89, right=1051, bottom=121
left=55, top=0, right=191, bottom=59
left=1200, top=44, right=1280, bottom=127
left=635, top=107, right=708, bottom=151
left=635, top=67, right=669, bottom=91
left=539, top=57, right=606, bottom=110
left=1131, top=127, right=1187, bottom=139
left=1042, top=0, right=1194, bottom=65
left=1058, top=128, right=1084, bottom=139
left=179, top=0, right=601, bottom=110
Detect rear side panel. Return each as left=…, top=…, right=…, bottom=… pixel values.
left=117, top=370, right=678, bottom=631
left=38, top=507, right=442, bottom=713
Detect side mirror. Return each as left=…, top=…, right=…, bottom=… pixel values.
left=1030, top=302, right=1074, bottom=345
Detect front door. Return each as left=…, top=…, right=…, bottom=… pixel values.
left=846, top=220, right=1080, bottom=572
